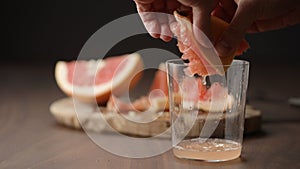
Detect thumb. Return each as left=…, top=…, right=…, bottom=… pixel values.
left=215, top=2, right=257, bottom=57
left=192, top=6, right=213, bottom=48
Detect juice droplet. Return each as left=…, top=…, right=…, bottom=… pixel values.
left=201, top=76, right=207, bottom=85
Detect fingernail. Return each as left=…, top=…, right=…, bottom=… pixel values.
left=215, top=39, right=232, bottom=57
left=170, top=22, right=177, bottom=33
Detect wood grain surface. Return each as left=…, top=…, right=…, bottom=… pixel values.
left=1, top=63, right=300, bottom=169
left=49, top=97, right=261, bottom=137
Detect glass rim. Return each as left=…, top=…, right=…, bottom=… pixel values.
left=166, top=59, right=249, bottom=67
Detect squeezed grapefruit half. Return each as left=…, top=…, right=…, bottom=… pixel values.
left=172, top=11, right=249, bottom=76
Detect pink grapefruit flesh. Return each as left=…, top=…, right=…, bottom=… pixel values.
left=55, top=53, right=144, bottom=104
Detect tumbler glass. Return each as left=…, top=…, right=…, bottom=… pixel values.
left=166, top=59, right=249, bottom=162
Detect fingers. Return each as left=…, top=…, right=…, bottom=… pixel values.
left=135, top=0, right=175, bottom=42
left=178, top=0, right=213, bottom=41
left=192, top=6, right=212, bottom=46
left=146, top=15, right=173, bottom=42
left=160, top=18, right=173, bottom=41
left=135, top=1, right=159, bottom=38
left=247, top=7, right=300, bottom=33
left=219, top=0, right=237, bottom=19
left=212, top=0, right=237, bottom=23
left=215, top=1, right=258, bottom=57
left=138, top=11, right=161, bottom=39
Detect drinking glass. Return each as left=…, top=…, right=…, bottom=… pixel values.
left=166, top=59, right=249, bottom=162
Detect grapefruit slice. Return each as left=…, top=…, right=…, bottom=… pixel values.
left=147, top=63, right=170, bottom=110
left=172, top=11, right=249, bottom=76
left=107, top=62, right=233, bottom=113
left=55, top=53, right=144, bottom=104
left=197, top=81, right=233, bottom=112
left=107, top=63, right=169, bottom=113
left=181, top=77, right=233, bottom=112
left=107, top=69, right=233, bottom=113
left=149, top=63, right=168, bottom=97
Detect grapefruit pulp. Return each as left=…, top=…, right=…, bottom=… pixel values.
left=107, top=62, right=232, bottom=113
left=107, top=63, right=170, bottom=112
left=55, top=53, right=144, bottom=104
left=172, top=11, right=249, bottom=76
left=181, top=77, right=232, bottom=112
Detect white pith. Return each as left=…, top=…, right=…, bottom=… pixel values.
left=55, top=53, right=143, bottom=100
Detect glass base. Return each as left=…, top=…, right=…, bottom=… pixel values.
left=173, top=138, right=241, bottom=162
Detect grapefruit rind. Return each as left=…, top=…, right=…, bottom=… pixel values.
left=173, top=11, right=249, bottom=76
left=173, top=11, right=225, bottom=76
left=55, top=53, right=144, bottom=104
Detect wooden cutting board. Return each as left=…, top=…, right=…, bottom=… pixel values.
left=50, top=98, right=261, bottom=136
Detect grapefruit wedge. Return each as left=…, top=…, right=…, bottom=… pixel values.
left=147, top=63, right=170, bottom=110
left=55, top=53, right=144, bottom=104
left=107, top=62, right=233, bottom=113
left=181, top=77, right=233, bottom=112
left=149, top=63, right=168, bottom=98
left=172, top=11, right=249, bottom=76
left=107, top=63, right=169, bottom=113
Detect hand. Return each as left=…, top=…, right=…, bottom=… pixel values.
left=212, top=0, right=300, bottom=57
left=134, top=0, right=182, bottom=42
left=135, top=0, right=300, bottom=57
left=134, top=0, right=216, bottom=42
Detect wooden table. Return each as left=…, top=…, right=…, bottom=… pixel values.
left=1, top=62, right=300, bottom=169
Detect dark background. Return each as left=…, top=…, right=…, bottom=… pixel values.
left=2, top=0, right=300, bottom=99
left=3, top=0, right=300, bottom=64
left=3, top=0, right=181, bottom=64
